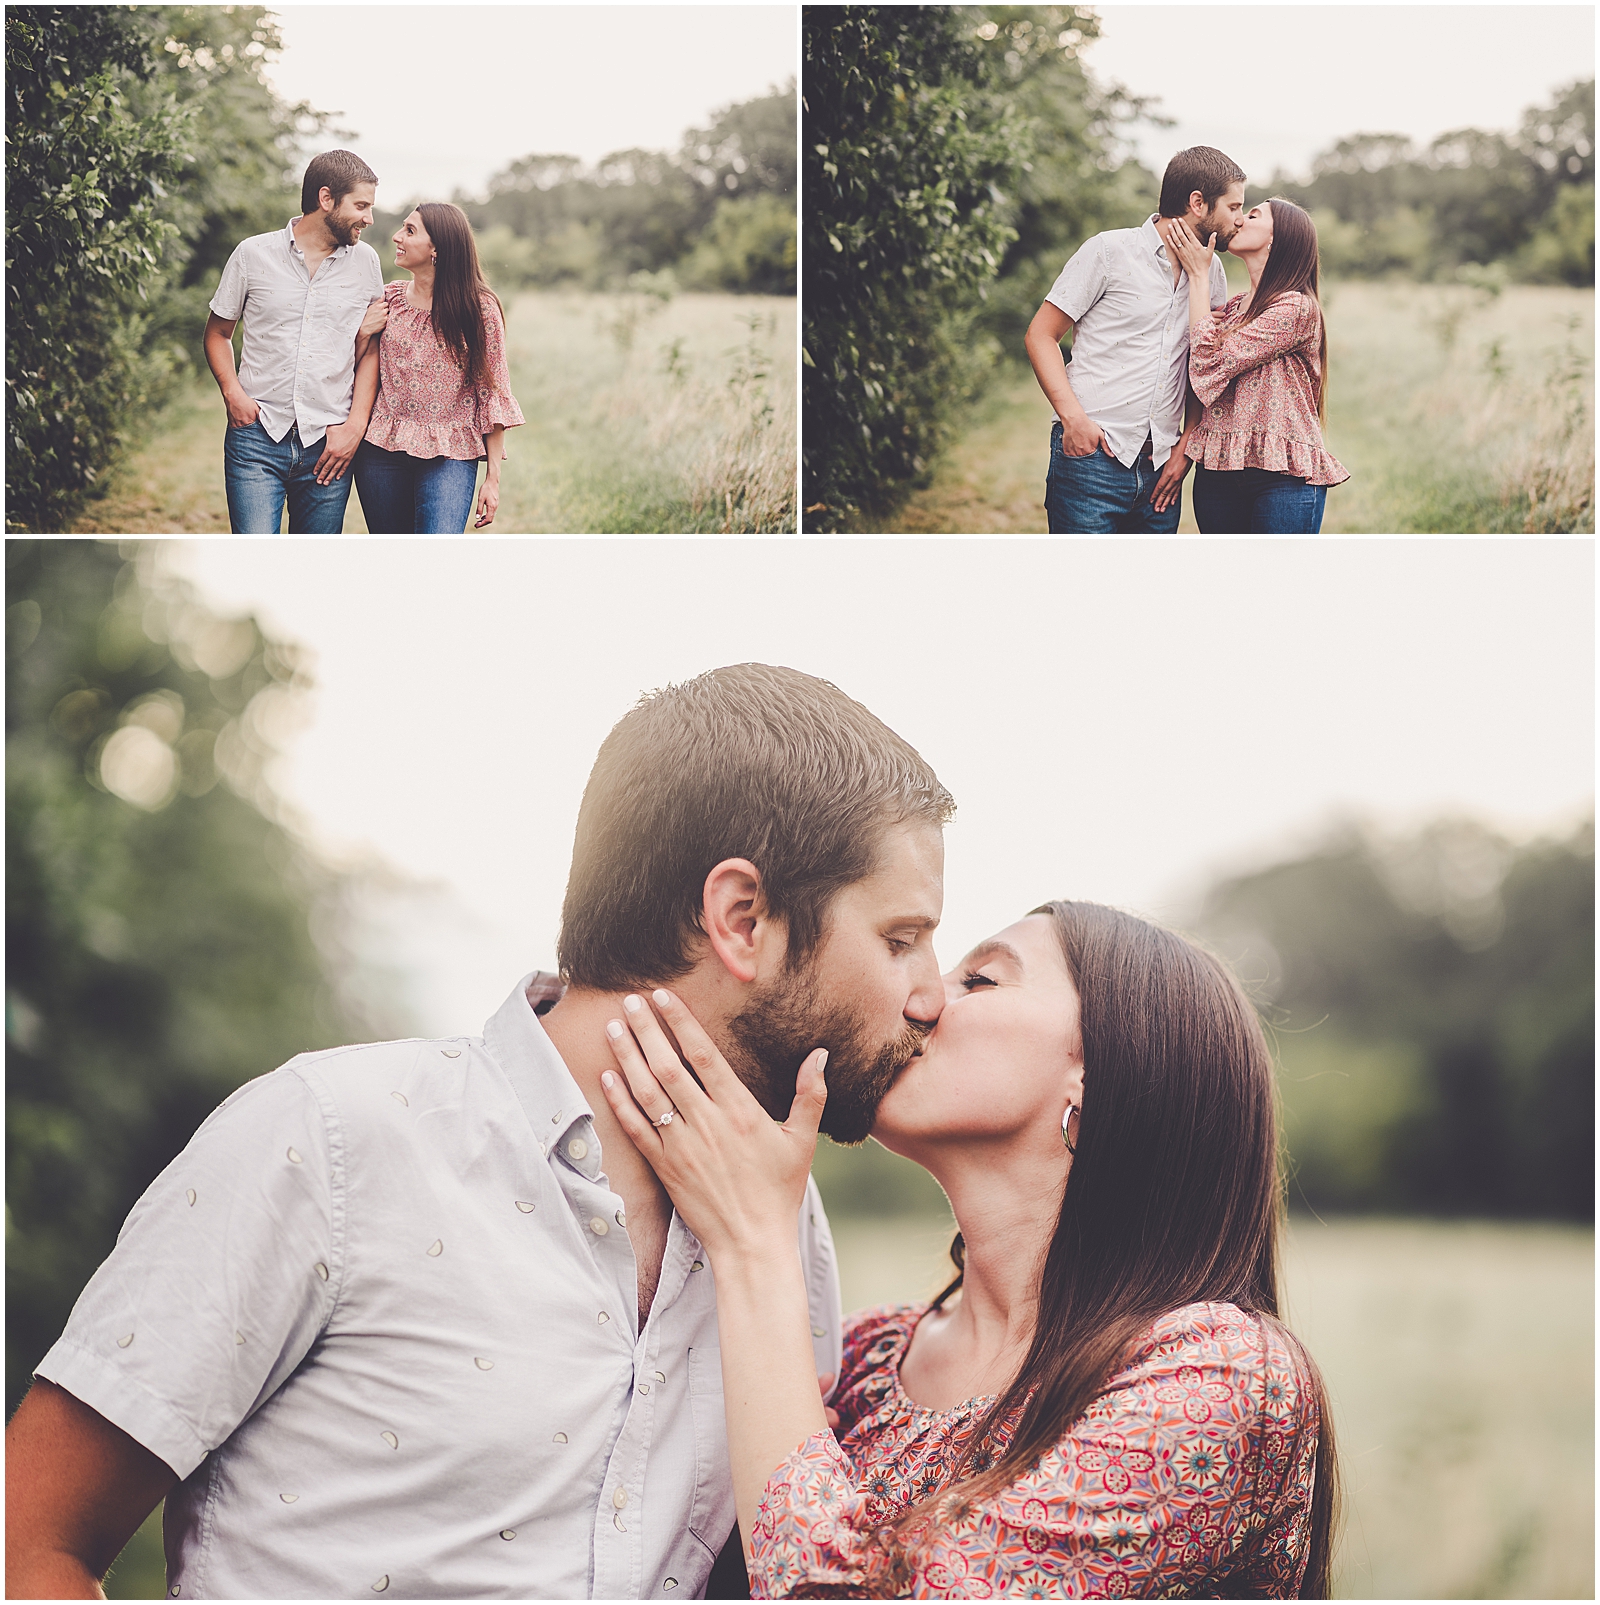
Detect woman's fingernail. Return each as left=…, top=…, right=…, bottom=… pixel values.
left=815, top=1049, right=829, bottom=1070
left=606, top=1020, right=624, bottom=1040
left=652, top=989, right=671, bottom=1007
left=601, top=1070, right=615, bottom=1089
left=623, top=995, right=642, bottom=1013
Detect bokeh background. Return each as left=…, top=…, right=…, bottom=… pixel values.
left=7, top=537, right=1594, bottom=1597
left=7, top=5, right=798, bottom=534
left=803, top=4, right=1595, bottom=533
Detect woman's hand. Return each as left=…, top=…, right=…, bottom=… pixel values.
left=599, top=988, right=828, bottom=1263
left=357, top=298, right=389, bottom=340
left=474, top=474, right=499, bottom=529
left=1165, top=217, right=1216, bottom=283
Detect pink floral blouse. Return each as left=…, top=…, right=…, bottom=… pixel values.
left=364, top=281, right=524, bottom=461
left=1185, top=291, right=1348, bottom=485
left=749, top=1301, right=1319, bottom=1600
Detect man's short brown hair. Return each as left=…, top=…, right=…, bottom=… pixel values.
left=557, top=664, right=955, bottom=991
left=300, top=150, right=378, bottom=216
left=1158, top=146, right=1246, bottom=218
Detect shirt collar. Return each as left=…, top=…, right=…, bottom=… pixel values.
left=1143, top=213, right=1169, bottom=261
left=482, top=973, right=604, bottom=1181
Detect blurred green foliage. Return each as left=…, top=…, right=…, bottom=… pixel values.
left=5, top=539, right=369, bottom=1416
left=5, top=5, right=332, bottom=532
left=1200, top=817, right=1594, bottom=1220
left=1274, top=80, right=1595, bottom=287
left=801, top=6, right=1160, bottom=530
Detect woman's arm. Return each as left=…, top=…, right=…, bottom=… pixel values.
left=474, top=427, right=504, bottom=529
left=599, top=991, right=829, bottom=1556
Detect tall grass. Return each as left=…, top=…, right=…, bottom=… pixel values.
left=68, top=292, right=796, bottom=534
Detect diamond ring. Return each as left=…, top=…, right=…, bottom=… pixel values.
left=651, top=1108, right=676, bottom=1128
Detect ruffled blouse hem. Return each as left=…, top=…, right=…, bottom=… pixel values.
left=363, top=415, right=517, bottom=462
left=1186, top=428, right=1349, bottom=486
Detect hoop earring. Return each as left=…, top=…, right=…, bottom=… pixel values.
left=1061, top=1102, right=1078, bottom=1155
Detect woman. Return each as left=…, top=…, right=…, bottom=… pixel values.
left=1165, top=198, right=1348, bottom=532
left=355, top=202, right=524, bottom=533
left=600, top=900, right=1337, bottom=1598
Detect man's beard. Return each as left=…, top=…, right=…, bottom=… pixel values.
left=1204, top=209, right=1240, bottom=251
left=723, top=965, right=928, bottom=1145
left=324, top=213, right=362, bottom=248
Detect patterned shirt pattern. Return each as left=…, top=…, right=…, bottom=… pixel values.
left=749, top=1301, right=1319, bottom=1600
left=1185, top=291, right=1349, bottom=486
left=365, top=281, right=525, bottom=462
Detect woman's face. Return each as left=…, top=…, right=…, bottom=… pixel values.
left=871, top=913, right=1084, bottom=1156
left=1229, top=201, right=1274, bottom=256
left=393, top=211, right=433, bottom=271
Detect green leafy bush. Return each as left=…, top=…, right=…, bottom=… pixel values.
left=6, top=540, right=371, bottom=1410
left=801, top=6, right=1033, bottom=530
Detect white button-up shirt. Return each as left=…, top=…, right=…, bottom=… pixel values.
left=1044, top=215, right=1230, bottom=467
left=208, top=219, right=384, bottom=449
left=37, top=977, right=842, bottom=1600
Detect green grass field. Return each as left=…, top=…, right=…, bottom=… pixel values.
left=831, top=1215, right=1595, bottom=1600
left=102, top=1217, right=1590, bottom=1599
left=70, top=292, right=796, bottom=534
left=859, top=283, right=1595, bottom=534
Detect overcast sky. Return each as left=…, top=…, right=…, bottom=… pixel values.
left=168, top=539, right=1595, bottom=1039
left=262, top=5, right=798, bottom=203
left=1084, top=4, right=1595, bottom=185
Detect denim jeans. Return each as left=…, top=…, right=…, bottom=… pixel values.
left=353, top=442, right=480, bottom=534
left=223, top=419, right=352, bottom=534
left=1191, top=465, right=1328, bottom=533
left=1044, top=423, right=1182, bottom=534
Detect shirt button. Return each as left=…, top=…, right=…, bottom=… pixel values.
left=690, top=1260, right=704, bottom=1272
left=597, top=1311, right=609, bottom=1324
left=615, top=1210, right=627, bottom=1228
left=637, top=1382, right=650, bottom=1395
left=567, top=1138, right=589, bottom=1161
left=613, top=1486, right=628, bottom=1509
left=589, top=1217, right=609, bottom=1236
left=654, top=1370, right=666, bottom=1383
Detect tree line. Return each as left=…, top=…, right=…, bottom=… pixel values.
left=5, top=5, right=795, bottom=534
left=801, top=5, right=1595, bottom=528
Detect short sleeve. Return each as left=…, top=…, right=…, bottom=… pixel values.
left=209, top=241, right=251, bottom=322
left=1044, top=235, right=1107, bottom=323
left=34, top=1067, right=341, bottom=1479
left=797, top=1175, right=843, bottom=1390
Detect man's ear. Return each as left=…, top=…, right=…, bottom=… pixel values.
left=320, top=186, right=336, bottom=215
left=701, top=858, right=783, bottom=984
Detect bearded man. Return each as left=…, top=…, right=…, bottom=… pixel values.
left=202, top=149, right=387, bottom=533
left=1025, top=145, right=1247, bottom=533
left=7, top=664, right=953, bottom=1601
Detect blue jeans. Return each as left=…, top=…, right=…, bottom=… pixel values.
left=223, top=420, right=352, bottom=534
left=1192, top=465, right=1327, bottom=532
left=353, top=442, right=479, bottom=534
left=1044, top=423, right=1181, bottom=534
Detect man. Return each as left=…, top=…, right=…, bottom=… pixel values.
left=6, top=664, right=953, bottom=1601
left=203, top=150, right=386, bottom=534
left=1025, top=145, right=1247, bottom=533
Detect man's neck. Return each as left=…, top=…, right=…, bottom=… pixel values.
left=292, top=212, right=337, bottom=273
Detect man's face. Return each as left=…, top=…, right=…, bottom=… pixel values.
left=320, top=182, right=376, bottom=248
left=723, top=820, right=945, bottom=1143
left=1193, top=180, right=1247, bottom=250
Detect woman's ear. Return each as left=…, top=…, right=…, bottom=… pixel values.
left=701, top=858, right=779, bottom=984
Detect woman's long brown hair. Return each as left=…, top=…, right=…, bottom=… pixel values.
left=416, top=201, right=501, bottom=393
left=1239, top=196, right=1329, bottom=421
left=889, top=901, right=1340, bottom=1596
